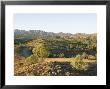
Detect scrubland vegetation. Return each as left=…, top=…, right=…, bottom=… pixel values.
left=14, top=30, right=97, bottom=76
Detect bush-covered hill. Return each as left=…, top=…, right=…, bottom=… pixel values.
left=14, top=29, right=97, bottom=58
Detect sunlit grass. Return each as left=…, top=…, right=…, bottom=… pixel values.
left=45, top=58, right=96, bottom=62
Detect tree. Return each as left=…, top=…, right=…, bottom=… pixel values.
left=32, top=43, right=48, bottom=62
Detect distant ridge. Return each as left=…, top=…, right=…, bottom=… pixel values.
left=14, top=29, right=96, bottom=36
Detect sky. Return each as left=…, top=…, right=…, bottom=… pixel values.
left=14, top=13, right=97, bottom=34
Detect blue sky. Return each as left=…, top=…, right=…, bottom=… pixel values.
left=14, top=13, right=97, bottom=34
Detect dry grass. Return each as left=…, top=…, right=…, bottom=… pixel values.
left=45, top=58, right=96, bottom=63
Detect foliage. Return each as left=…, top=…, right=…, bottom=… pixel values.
left=58, top=53, right=64, bottom=58
left=14, top=37, right=33, bottom=44
left=81, top=52, right=88, bottom=59
left=14, top=61, right=96, bottom=76
left=70, top=54, right=89, bottom=71
left=32, top=43, right=48, bottom=62
left=24, top=55, right=38, bottom=66
left=14, top=30, right=97, bottom=76
left=15, top=30, right=97, bottom=58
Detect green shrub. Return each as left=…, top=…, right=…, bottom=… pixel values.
left=70, top=54, right=88, bottom=71
left=58, top=53, right=64, bottom=58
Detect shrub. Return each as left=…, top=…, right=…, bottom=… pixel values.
left=24, top=55, right=38, bottom=66
left=81, top=52, right=88, bottom=59
left=58, top=53, right=64, bottom=58
left=74, top=59, right=88, bottom=71
left=70, top=54, right=88, bottom=71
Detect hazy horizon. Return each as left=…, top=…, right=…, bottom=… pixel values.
left=14, top=29, right=97, bottom=34
left=14, top=13, right=97, bottom=34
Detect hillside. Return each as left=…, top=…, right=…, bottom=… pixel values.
left=14, top=29, right=97, bottom=76
left=14, top=29, right=97, bottom=58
